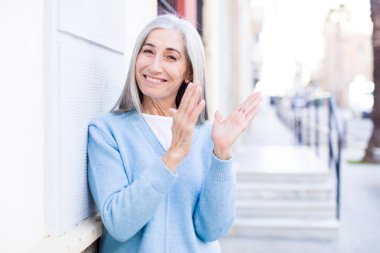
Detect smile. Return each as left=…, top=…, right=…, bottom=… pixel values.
left=144, top=75, right=167, bottom=84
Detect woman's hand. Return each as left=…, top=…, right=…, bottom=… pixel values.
left=162, top=81, right=205, bottom=172
left=212, top=92, right=261, bottom=160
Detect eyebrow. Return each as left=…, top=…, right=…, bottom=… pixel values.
left=143, top=42, right=181, bottom=55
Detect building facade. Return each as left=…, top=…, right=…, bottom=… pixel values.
left=322, top=5, right=372, bottom=107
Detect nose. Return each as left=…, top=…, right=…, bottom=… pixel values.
left=148, top=55, right=163, bottom=73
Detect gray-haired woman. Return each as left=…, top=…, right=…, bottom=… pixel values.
left=87, top=14, right=261, bottom=253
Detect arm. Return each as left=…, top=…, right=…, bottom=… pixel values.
left=193, top=153, right=236, bottom=242
left=193, top=91, right=262, bottom=241
left=87, top=125, right=177, bottom=242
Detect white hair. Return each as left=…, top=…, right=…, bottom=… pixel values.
left=112, top=14, right=208, bottom=123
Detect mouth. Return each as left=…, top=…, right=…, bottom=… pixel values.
left=143, top=75, right=167, bottom=84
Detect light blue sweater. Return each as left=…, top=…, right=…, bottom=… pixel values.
left=87, top=110, right=236, bottom=253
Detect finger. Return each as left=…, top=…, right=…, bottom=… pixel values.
left=245, top=106, right=260, bottom=123
left=186, top=83, right=202, bottom=115
left=214, top=110, right=223, bottom=123
left=178, top=82, right=196, bottom=112
left=189, top=99, right=205, bottom=123
left=250, top=92, right=261, bottom=103
left=232, top=94, right=260, bottom=126
left=245, top=92, right=262, bottom=110
left=243, top=92, right=261, bottom=109
left=245, top=96, right=262, bottom=121
left=237, top=92, right=261, bottom=113
left=237, top=92, right=261, bottom=117
left=178, top=82, right=195, bottom=111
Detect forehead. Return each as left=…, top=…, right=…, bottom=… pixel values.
left=144, top=28, right=185, bottom=52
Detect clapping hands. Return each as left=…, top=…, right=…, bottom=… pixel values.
left=211, top=92, right=261, bottom=159
left=162, top=81, right=261, bottom=171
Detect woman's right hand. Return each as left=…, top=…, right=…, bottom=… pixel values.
left=162, top=81, right=205, bottom=172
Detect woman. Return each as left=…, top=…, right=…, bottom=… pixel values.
left=87, top=14, right=261, bottom=253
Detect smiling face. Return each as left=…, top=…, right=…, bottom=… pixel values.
left=136, top=28, right=190, bottom=110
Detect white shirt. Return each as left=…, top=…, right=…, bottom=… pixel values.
left=142, top=113, right=173, bottom=151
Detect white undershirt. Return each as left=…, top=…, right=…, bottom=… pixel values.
left=142, top=113, right=173, bottom=151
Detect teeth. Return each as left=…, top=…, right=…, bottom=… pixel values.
left=146, top=76, right=163, bottom=83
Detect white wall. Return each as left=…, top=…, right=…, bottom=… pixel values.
left=45, top=0, right=128, bottom=237
left=203, top=0, right=233, bottom=118
left=203, top=0, right=253, bottom=117
left=203, top=0, right=221, bottom=118
left=236, top=0, right=254, bottom=101
left=0, top=0, right=157, bottom=252
left=45, top=0, right=158, bottom=241
left=125, top=0, right=157, bottom=73
left=0, top=0, right=45, bottom=251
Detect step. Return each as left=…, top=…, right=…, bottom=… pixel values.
left=229, top=218, right=339, bottom=240
left=237, top=182, right=335, bottom=201
left=236, top=200, right=337, bottom=219
left=236, top=170, right=333, bottom=184
left=234, top=146, right=330, bottom=175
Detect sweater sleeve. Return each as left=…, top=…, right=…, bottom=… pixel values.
left=87, top=124, right=177, bottom=242
left=193, top=152, right=237, bottom=242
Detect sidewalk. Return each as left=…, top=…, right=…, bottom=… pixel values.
left=220, top=98, right=380, bottom=253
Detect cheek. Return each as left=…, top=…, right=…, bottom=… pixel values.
left=174, top=63, right=189, bottom=81
left=135, top=57, right=144, bottom=72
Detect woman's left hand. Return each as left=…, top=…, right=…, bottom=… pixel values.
left=211, top=91, right=262, bottom=160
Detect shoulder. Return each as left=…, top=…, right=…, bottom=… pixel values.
left=89, top=110, right=137, bottom=129
left=88, top=110, right=140, bottom=140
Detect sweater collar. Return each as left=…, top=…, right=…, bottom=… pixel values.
left=128, top=110, right=167, bottom=158
left=129, top=110, right=202, bottom=160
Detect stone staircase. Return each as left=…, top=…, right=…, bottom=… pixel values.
left=229, top=146, right=340, bottom=240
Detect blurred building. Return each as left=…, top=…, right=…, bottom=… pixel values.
left=322, top=4, right=372, bottom=107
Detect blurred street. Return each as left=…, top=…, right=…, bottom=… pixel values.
left=220, top=97, right=380, bottom=253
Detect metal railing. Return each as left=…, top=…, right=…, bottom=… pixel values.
left=275, top=94, right=345, bottom=219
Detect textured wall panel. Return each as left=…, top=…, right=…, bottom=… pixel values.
left=59, top=0, right=125, bottom=52
left=58, top=35, right=124, bottom=234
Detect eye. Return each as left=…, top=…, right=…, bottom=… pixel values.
left=166, top=55, right=178, bottom=61
left=142, top=49, right=154, bottom=55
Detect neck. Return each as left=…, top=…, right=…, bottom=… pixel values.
left=141, top=97, right=176, bottom=116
